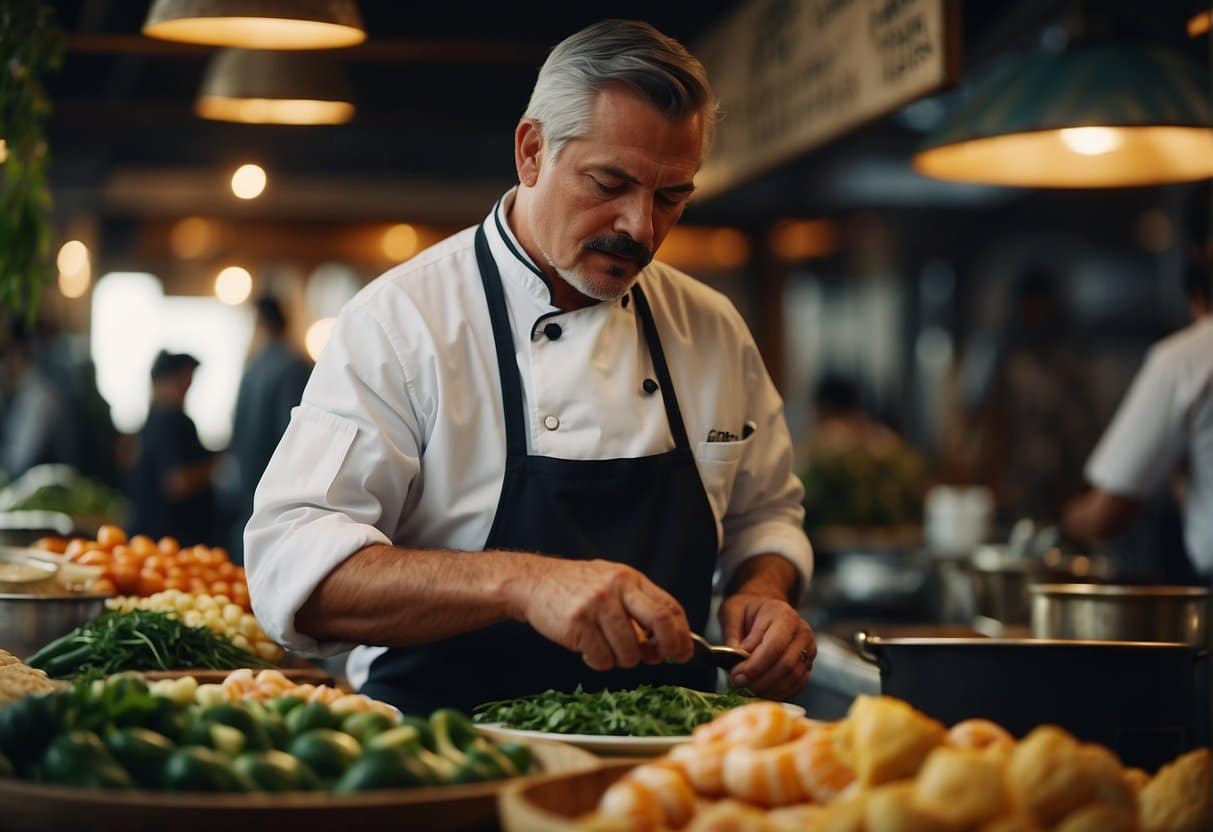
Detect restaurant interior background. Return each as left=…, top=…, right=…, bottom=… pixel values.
left=5, top=0, right=1212, bottom=651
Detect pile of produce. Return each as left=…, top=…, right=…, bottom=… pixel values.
left=106, top=590, right=282, bottom=664
left=6, top=476, right=123, bottom=523
left=575, top=695, right=1210, bottom=832
left=0, top=674, right=536, bottom=793
left=34, top=527, right=252, bottom=610
left=473, top=685, right=755, bottom=737
left=799, top=438, right=928, bottom=530
left=26, top=609, right=270, bottom=679
left=0, top=649, right=62, bottom=706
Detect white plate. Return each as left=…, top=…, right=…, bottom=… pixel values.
left=476, top=702, right=806, bottom=757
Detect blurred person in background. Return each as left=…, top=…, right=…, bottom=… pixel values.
left=226, top=295, right=312, bottom=563
left=1063, top=260, right=1213, bottom=583
left=127, top=351, right=217, bottom=546
left=943, top=265, right=1098, bottom=524
left=0, top=317, right=63, bottom=482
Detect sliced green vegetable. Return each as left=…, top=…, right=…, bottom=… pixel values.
left=287, top=729, right=362, bottom=779
left=341, top=711, right=394, bottom=745
left=40, top=730, right=134, bottom=789
left=163, top=746, right=252, bottom=792
left=104, top=727, right=174, bottom=788
left=334, top=748, right=432, bottom=793
left=232, top=749, right=322, bottom=792
left=199, top=703, right=273, bottom=751
left=285, top=701, right=340, bottom=736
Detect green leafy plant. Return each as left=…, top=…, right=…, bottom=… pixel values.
left=0, top=2, right=63, bottom=321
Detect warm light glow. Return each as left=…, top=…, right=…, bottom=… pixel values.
left=143, top=18, right=364, bottom=50
left=171, top=217, right=219, bottom=259
left=196, top=96, right=354, bottom=125
left=769, top=219, right=841, bottom=263
left=1059, top=127, right=1123, bottom=156
left=305, top=317, right=336, bottom=360
left=656, top=226, right=751, bottom=271
left=59, top=270, right=91, bottom=299
left=57, top=240, right=89, bottom=276
left=0, top=139, right=7, bottom=164
left=214, top=266, right=252, bottom=305
left=231, top=164, right=267, bottom=199
left=1189, top=10, right=1211, bottom=38
left=708, top=229, right=750, bottom=269
left=57, top=240, right=92, bottom=299
left=382, top=223, right=419, bottom=261
left=914, top=126, right=1213, bottom=188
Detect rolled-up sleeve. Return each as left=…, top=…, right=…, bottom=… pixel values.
left=245, top=302, right=425, bottom=655
left=718, top=329, right=814, bottom=601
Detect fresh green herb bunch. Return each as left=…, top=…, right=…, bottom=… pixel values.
left=472, top=685, right=755, bottom=737
left=27, top=609, right=272, bottom=679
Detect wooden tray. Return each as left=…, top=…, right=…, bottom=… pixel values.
left=0, top=739, right=598, bottom=832
left=499, top=761, right=636, bottom=832
left=138, top=667, right=337, bottom=687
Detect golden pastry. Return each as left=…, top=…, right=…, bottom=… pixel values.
left=684, top=799, right=780, bottom=832
left=834, top=695, right=946, bottom=787
left=1055, top=803, right=1138, bottom=832
left=1005, top=725, right=1095, bottom=825
left=1138, top=748, right=1211, bottom=832
left=913, top=747, right=1010, bottom=828
left=865, top=782, right=955, bottom=832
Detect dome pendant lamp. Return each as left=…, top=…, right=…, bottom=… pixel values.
left=196, top=49, right=355, bottom=125
left=143, top=0, right=365, bottom=50
left=913, top=42, right=1213, bottom=188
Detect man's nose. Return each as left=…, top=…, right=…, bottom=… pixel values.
left=613, top=194, right=655, bottom=251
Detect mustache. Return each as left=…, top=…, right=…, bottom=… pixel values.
left=584, top=235, right=653, bottom=268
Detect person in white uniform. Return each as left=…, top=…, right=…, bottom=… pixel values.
left=246, top=19, right=815, bottom=714
left=1064, top=262, right=1213, bottom=580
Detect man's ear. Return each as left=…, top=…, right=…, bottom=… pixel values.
left=515, top=119, right=544, bottom=187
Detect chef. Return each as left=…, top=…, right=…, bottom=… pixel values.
left=246, top=19, right=816, bottom=716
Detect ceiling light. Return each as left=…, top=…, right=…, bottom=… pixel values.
left=913, top=44, right=1213, bottom=188
left=197, top=49, right=354, bottom=125
left=381, top=223, right=419, bottom=261
left=231, top=163, right=267, bottom=199
left=215, top=266, right=252, bottom=305
left=1189, top=9, right=1211, bottom=38
left=142, top=0, right=365, bottom=50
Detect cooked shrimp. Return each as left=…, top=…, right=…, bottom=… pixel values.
left=722, top=737, right=810, bottom=807
left=627, top=763, right=699, bottom=829
left=692, top=702, right=809, bottom=749
left=668, top=739, right=731, bottom=796
left=793, top=723, right=855, bottom=804
left=598, top=778, right=666, bottom=832
left=946, top=719, right=1015, bottom=757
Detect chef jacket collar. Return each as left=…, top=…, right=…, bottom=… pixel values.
left=488, top=189, right=558, bottom=310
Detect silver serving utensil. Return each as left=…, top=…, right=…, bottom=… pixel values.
left=690, top=632, right=750, bottom=670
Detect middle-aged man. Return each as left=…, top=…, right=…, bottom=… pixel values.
left=247, top=19, right=816, bottom=715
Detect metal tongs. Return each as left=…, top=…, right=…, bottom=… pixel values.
left=690, top=632, right=750, bottom=671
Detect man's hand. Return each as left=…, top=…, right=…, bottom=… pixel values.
left=512, top=558, right=695, bottom=671
left=719, top=554, right=814, bottom=701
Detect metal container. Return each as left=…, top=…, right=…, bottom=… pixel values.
left=0, top=593, right=110, bottom=660
left=1030, top=583, right=1210, bottom=648
left=854, top=630, right=1208, bottom=771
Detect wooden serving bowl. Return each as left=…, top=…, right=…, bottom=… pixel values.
left=499, top=761, right=638, bottom=832
left=0, top=739, right=598, bottom=832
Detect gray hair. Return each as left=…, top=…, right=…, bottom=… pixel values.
left=523, top=19, right=718, bottom=161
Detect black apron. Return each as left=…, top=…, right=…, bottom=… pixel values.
left=361, top=223, right=719, bottom=716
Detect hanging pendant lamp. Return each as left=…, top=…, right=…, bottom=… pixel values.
left=196, top=48, right=354, bottom=124
left=143, top=0, right=365, bottom=50
left=913, top=43, right=1213, bottom=188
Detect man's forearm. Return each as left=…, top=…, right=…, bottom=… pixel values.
left=723, top=553, right=801, bottom=604
left=295, top=545, right=538, bottom=647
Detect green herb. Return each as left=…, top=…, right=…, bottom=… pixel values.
left=472, top=685, right=756, bottom=737
left=27, top=609, right=272, bottom=679
left=0, top=1, right=64, bottom=322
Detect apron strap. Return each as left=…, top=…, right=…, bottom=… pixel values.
left=475, top=223, right=528, bottom=458
left=632, top=285, right=692, bottom=452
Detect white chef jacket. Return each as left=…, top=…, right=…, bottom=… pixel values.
left=245, top=190, right=813, bottom=684
left=1085, top=316, right=1213, bottom=572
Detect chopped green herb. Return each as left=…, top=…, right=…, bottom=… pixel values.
left=472, top=685, right=755, bottom=737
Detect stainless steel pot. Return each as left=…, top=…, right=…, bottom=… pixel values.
left=0, top=593, right=110, bottom=659
left=1030, top=583, right=1210, bottom=648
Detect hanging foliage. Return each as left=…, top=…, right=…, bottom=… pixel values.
left=0, top=1, right=63, bottom=321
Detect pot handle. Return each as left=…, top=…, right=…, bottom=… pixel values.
left=854, top=629, right=879, bottom=664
